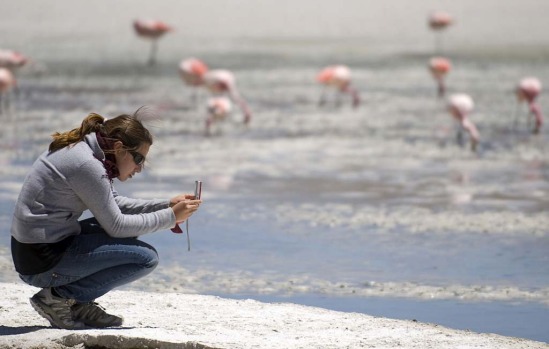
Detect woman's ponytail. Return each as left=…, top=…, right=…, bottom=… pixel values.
left=49, top=113, right=106, bottom=152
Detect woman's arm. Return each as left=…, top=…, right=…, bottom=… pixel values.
left=112, top=189, right=170, bottom=214
left=68, top=160, right=176, bottom=238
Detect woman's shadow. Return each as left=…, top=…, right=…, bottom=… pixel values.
left=0, top=325, right=49, bottom=335
left=0, top=325, right=134, bottom=335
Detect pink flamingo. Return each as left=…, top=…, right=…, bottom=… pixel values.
left=428, top=57, right=451, bottom=98
left=316, top=65, right=360, bottom=108
left=133, top=19, right=172, bottom=66
left=0, top=67, right=16, bottom=114
left=428, top=11, right=453, bottom=30
left=447, top=93, right=480, bottom=151
left=0, top=49, right=29, bottom=95
left=516, top=77, right=543, bottom=134
left=178, top=58, right=209, bottom=105
left=0, top=50, right=28, bottom=70
left=428, top=11, right=453, bottom=54
left=203, top=69, right=252, bottom=126
left=205, top=96, right=232, bottom=136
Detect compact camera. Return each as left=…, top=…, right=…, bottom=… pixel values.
left=194, top=180, right=202, bottom=200
left=171, top=180, right=202, bottom=252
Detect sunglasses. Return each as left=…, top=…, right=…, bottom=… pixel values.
left=129, top=151, right=146, bottom=166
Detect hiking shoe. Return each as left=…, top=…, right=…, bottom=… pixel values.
left=30, top=288, right=85, bottom=329
left=72, top=302, right=123, bottom=328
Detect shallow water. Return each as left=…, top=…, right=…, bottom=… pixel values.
left=1, top=0, right=548, bottom=343
left=223, top=294, right=549, bottom=343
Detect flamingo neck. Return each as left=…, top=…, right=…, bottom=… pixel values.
left=239, top=99, right=252, bottom=124
left=530, top=103, right=543, bottom=134
left=341, top=85, right=360, bottom=108
left=462, top=117, right=480, bottom=143
left=231, top=91, right=251, bottom=124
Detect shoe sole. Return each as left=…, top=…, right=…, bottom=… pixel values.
left=80, top=318, right=124, bottom=328
left=74, top=311, right=124, bottom=328
left=30, top=296, right=85, bottom=330
left=72, top=303, right=123, bottom=328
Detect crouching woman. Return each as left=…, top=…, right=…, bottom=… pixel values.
left=10, top=110, right=201, bottom=329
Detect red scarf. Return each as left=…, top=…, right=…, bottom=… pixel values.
left=95, top=132, right=120, bottom=181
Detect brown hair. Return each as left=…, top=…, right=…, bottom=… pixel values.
left=49, top=109, right=153, bottom=153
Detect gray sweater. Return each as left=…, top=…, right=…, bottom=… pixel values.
left=11, top=133, right=176, bottom=244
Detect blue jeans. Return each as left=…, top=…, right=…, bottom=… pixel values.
left=19, top=218, right=159, bottom=303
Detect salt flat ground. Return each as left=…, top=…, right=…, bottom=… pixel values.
left=0, top=0, right=548, bottom=343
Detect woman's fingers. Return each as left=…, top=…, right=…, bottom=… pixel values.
left=170, top=193, right=201, bottom=206
left=172, top=199, right=202, bottom=222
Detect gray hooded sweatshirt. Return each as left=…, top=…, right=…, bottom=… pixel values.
left=11, top=133, right=176, bottom=245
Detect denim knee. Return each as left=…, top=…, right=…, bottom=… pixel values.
left=144, top=247, right=159, bottom=270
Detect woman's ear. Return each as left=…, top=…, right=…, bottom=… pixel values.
left=113, top=141, right=124, bottom=151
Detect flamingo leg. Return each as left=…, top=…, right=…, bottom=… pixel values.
left=437, top=79, right=445, bottom=98
left=191, top=89, right=199, bottom=108
left=148, top=40, right=158, bottom=66
left=318, top=87, right=328, bottom=107
left=512, top=102, right=521, bottom=131
left=456, top=129, right=464, bottom=147
left=205, top=117, right=213, bottom=136
left=0, top=92, right=11, bottom=115
left=335, top=91, right=343, bottom=108
left=455, top=122, right=465, bottom=148
left=434, top=32, right=443, bottom=55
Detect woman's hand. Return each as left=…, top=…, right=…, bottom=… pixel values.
left=170, top=194, right=202, bottom=223
left=169, top=193, right=198, bottom=207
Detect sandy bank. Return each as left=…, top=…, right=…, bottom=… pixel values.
left=0, top=282, right=546, bottom=349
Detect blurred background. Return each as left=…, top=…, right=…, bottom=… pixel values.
left=0, top=0, right=548, bottom=342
